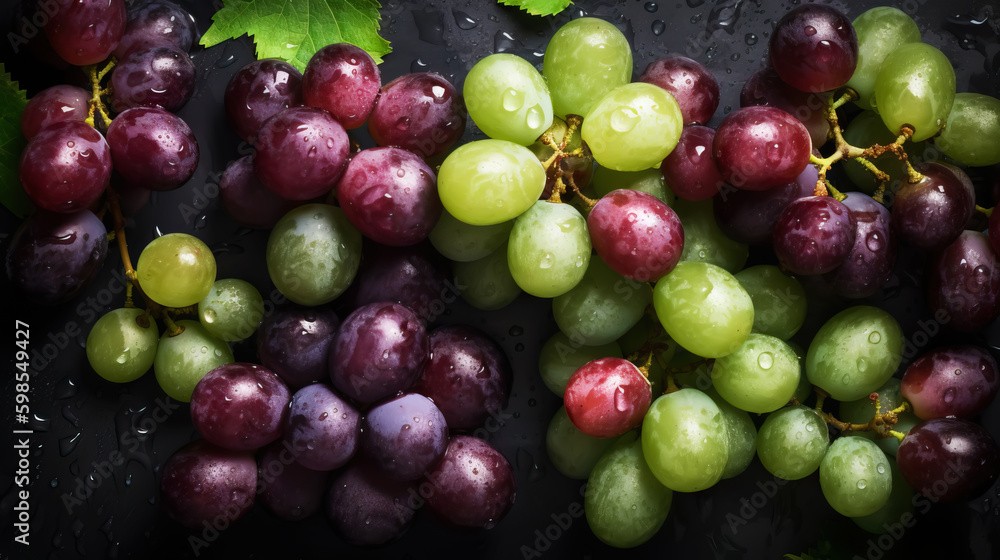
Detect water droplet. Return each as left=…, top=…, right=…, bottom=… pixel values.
left=651, top=20, right=666, bottom=35
left=842, top=373, right=852, bottom=385
left=610, top=106, right=640, bottom=132
left=525, top=105, right=544, bottom=130
left=856, top=358, right=867, bottom=373
left=857, top=479, right=867, bottom=489
left=877, top=463, right=886, bottom=474
left=745, top=33, right=758, bottom=45
left=805, top=26, right=817, bottom=36
left=502, top=88, right=524, bottom=112
left=539, top=252, right=554, bottom=269
left=954, top=368, right=963, bottom=376
left=868, top=331, right=881, bottom=344
left=943, top=388, right=956, bottom=403
left=644, top=2, right=658, bottom=13
left=614, top=387, right=629, bottom=412
left=452, top=9, right=478, bottom=30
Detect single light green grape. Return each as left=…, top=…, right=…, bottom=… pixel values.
left=734, top=265, right=808, bottom=341
left=591, top=165, right=675, bottom=206
left=819, top=436, right=893, bottom=518
left=841, top=111, right=926, bottom=193
left=136, top=233, right=216, bottom=308
left=582, top=82, right=683, bottom=172
left=641, top=388, right=729, bottom=492
left=673, top=198, right=748, bottom=274
left=86, top=308, right=158, bottom=383
left=197, top=278, right=264, bottom=342
left=756, top=405, right=830, bottom=480
left=153, top=320, right=234, bottom=402
left=852, top=459, right=915, bottom=534
left=544, top=17, right=633, bottom=119
left=453, top=242, right=522, bottom=311
left=464, top=53, right=554, bottom=145
left=437, top=139, right=546, bottom=226
left=507, top=201, right=591, bottom=298
left=705, top=388, right=757, bottom=479
left=538, top=331, right=622, bottom=397
left=552, top=256, right=652, bottom=347
left=874, top=42, right=956, bottom=142
left=935, top=92, right=1000, bottom=167
left=711, top=333, right=801, bottom=414
left=847, top=6, right=922, bottom=111
left=546, top=406, right=618, bottom=479
left=428, top=208, right=514, bottom=262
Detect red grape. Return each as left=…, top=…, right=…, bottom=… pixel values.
left=367, top=72, right=467, bottom=160
left=563, top=357, right=652, bottom=439
left=638, top=55, right=719, bottom=125
left=772, top=195, right=857, bottom=275
left=160, top=440, right=257, bottom=529
left=189, top=363, right=291, bottom=451
left=20, top=84, right=90, bottom=140
left=713, top=106, right=812, bottom=191
left=927, top=230, right=1000, bottom=332
left=19, top=120, right=112, bottom=213
left=901, top=345, right=1000, bottom=420
left=253, top=106, right=350, bottom=200
left=661, top=125, right=726, bottom=201
left=224, top=59, right=303, bottom=144
left=587, top=188, right=684, bottom=282
left=896, top=417, right=1000, bottom=502
left=424, top=435, right=516, bottom=529
left=302, top=43, right=381, bottom=130
left=769, top=4, right=858, bottom=93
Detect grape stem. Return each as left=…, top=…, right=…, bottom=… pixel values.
left=84, top=59, right=116, bottom=130
left=813, top=388, right=908, bottom=438
left=540, top=115, right=597, bottom=210
left=976, top=205, right=994, bottom=218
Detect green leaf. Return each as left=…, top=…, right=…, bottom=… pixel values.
left=0, top=64, right=32, bottom=219
left=499, top=0, right=573, bottom=17
left=200, top=0, right=391, bottom=73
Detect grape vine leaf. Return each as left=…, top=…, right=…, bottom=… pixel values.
left=498, top=0, right=573, bottom=17
left=200, top=0, right=392, bottom=72
left=0, top=64, right=32, bottom=219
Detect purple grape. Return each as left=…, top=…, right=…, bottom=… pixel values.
left=283, top=383, right=361, bottom=471
left=302, top=43, right=381, bottom=130
left=928, top=231, right=1000, bottom=332
left=5, top=209, right=109, bottom=305
left=825, top=191, right=896, bottom=299
left=586, top=188, right=684, bottom=282
left=901, top=345, right=1000, bottom=420
left=256, top=303, right=340, bottom=389
left=189, top=363, right=291, bottom=451
left=661, top=125, right=726, bottom=201
left=335, top=147, right=441, bottom=246
left=740, top=66, right=830, bottom=148
left=106, top=106, right=199, bottom=191
left=110, top=45, right=196, bottom=112
left=363, top=393, right=449, bottom=480
left=410, top=325, right=512, bottom=432
left=257, top=441, right=328, bottom=521
left=769, top=4, right=858, bottom=93
left=351, top=242, right=448, bottom=323
left=991, top=205, right=1000, bottom=256
left=713, top=105, right=812, bottom=191
left=329, top=302, right=429, bottom=404
left=638, top=55, right=719, bottom=125
left=326, top=459, right=417, bottom=546
left=891, top=162, right=975, bottom=251
left=160, top=440, right=257, bottom=529
left=20, top=84, right=90, bottom=140
left=224, top=59, right=303, bottom=144
left=45, top=0, right=127, bottom=66
left=713, top=163, right=817, bottom=245
left=19, top=120, right=112, bottom=213
left=218, top=155, right=302, bottom=229
left=368, top=72, right=467, bottom=160
left=424, top=435, right=516, bottom=529
left=113, top=0, right=197, bottom=58
left=772, top=195, right=857, bottom=275
left=253, top=106, right=350, bottom=200
left=897, top=417, right=1000, bottom=502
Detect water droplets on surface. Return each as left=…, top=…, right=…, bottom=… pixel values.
left=651, top=20, right=666, bottom=36
left=757, top=352, right=773, bottom=370
left=610, top=107, right=640, bottom=132
left=868, top=331, right=881, bottom=344
left=857, top=479, right=867, bottom=489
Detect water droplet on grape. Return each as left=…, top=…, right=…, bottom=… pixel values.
left=757, top=352, right=773, bottom=370
left=502, top=88, right=524, bottom=112
left=539, top=252, right=554, bottom=269
left=944, top=388, right=956, bottom=403
left=842, top=373, right=852, bottom=384
left=954, top=368, right=963, bottom=376
left=866, top=232, right=882, bottom=252
left=525, top=105, right=544, bottom=130
left=610, top=107, right=640, bottom=132
left=857, top=479, right=867, bottom=489
left=868, top=331, right=881, bottom=344
left=856, top=357, right=867, bottom=373
left=877, top=463, right=886, bottom=474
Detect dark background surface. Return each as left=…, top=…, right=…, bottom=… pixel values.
left=1, top=0, right=999, bottom=559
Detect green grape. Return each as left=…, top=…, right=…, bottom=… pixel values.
left=734, top=265, right=807, bottom=341
left=874, top=42, right=956, bottom=142
left=582, top=83, right=683, bottom=172
left=507, top=201, right=591, bottom=298
left=153, top=320, right=234, bottom=402
left=591, top=165, right=675, bottom=206
left=819, top=436, right=893, bottom=518
left=839, top=378, right=918, bottom=457
left=935, top=92, right=1000, bottom=167
left=847, top=7, right=922, bottom=111
left=543, top=17, right=632, bottom=119
left=86, top=308, right=158, bottom=383
left=787, top=341, right=812, bottom=404
left=197, top=278, right=264, bottom=342
left=756, top=405, right=829, bottom=480
left=705, top=388, right=757, bottom=479
left=464, top=53, right=554, bottom=145
left=545, top=406, right=617, bottom=479
left=428, top=208, right=514, bottom=262
left=136, top=233, right=216, bottom=308
left=711, top=333, right=801, bottom=414
left=653, top=261, right=754, bottom=359
left=552, top=256, right=652, bottom=346
left=437, top=139, right=546, bottom=226
left=538, top=331, right=622, bottom=397
left=851, top=459, right=915, bottom=534
left=841, top=111, right=926, bottom=193
left=806, top=306, right=903, bottom=402
left=453, top=242, right=522, bottom=311
left=673, top=198, right=749, bottom=274
left=266, top=204, right=362, bottom=306
left=585, top=432, right=672, bottom=548
left=641, top=388, right=729, bottom=492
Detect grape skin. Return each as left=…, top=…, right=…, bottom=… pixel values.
left=19, top=120, right=112, bottom=214
left=224, top=59, right=304, bottom=144
left=106, top=106, right=199, bottom=191
left=189, top=363, right=290, bottom=451
left=110, top=46, right=196, bottom=113
left=302, top=43, right=381, bottom=130
left=160, top=440, right=256, bottom=529
left=20, top=85, right=90, bottom=140
left=713, top=106, right=812, bottom=191
left=254, top=107, right=350, bottom=201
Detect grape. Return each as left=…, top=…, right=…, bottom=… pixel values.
left=86, top=308, right=158, bottom=383
left=660, top=125, right=725, bottom=201
left=253, top=107, right=350, bottom=200
left=891, top=162, right=975, bottom=251
left=772, top=196, right=857, bottom=276
left=591, top=165, right=674, bottom=205
left=106, top=106, right=199, bottom=191
left=805, top=306, right=903, bottom=402
left=350, top=242, right=448, bottom=322
left=734, top=265, right=807, bottom=341
left=543, top=17, right=632, bottom=119
left=712, top=164, right=816, bottom=246
left=819, top=436, right=892, bottom=518
left=653, top=261, right=754, bottom=359
left=641, top=388, right=728, bottom=492
left=900, top=345, right=1000, bottom=420
left=874, top=42, right=956, bottom=142
left=463, top=53, right=553, bottom=145
left=538, top=331, right=622, bottom=398
left=851, top=459, right=915, bottom=534
left=197, top=278, right=264, bottom=342
left=160, top=440, right=256, bottom=529
left=362, top=393, right=448, bottom=480
left=428, top=209, right=514, bottom=262
left=552, top=256, right=652, bottom=346
left=256, top=303, right=340, bottom=389
left=189, top=363, right=290, bottom=451
left=638, top=55, right=719, bottom=125
left=826, top=191, right=896, bottom=299
left=673, top=198, right=748, bottom=273
left=424, top=435, right=516, bottom=529
left=927, top=231, right=1000, bottom=332
left=20, top=84, right=89, bottom=140
left=585, top=432, right=672, bottom=548
left=5, top=209, right=109, bottom=305
left=45, top=0, right=127, bottom=66
left=19, top=120, right=112, bottom=213
left=367, top=72, right=467, bottom=159
left=705, top=388, right=757, bottom=479
left=846, top=7, right=922, bottom=111
left=453, top=243, right=522, bottom=311
left=326, top=459, right=417, bottom=546
left=265, top=203, right=362, bottom=306
left=436, top=139, right=546, bottom=226
left=740, top=67, right=830, bottom=149
left=769, top=4, right=858, bottom=93
left=136, top=232, right=216, bottom=308
left=545, top=406, right=617, bottom=480
left=153, top=320, right=234, bottom=402
left=284, top=384, right=361, bottom=471
left=587, top=189, right=684, bottom=282
left=756, top=405, right=829, bottom=480
left=507, top=200, right=591, bottom=298
left=564, top=357, right=651, bottom=439
left=302, top=43, right=380, bottom=130
left=711, top=333, right=801, bottom=414
left=335, top=147, right=441, bottom=246
left=224, top=59, right=303, bottom=144
left=934, top=92, right=1000, bottom=167
left=896, top=417, right=1000, bottom=502
left=581, top=82, right=683, bottom=172
left=713, top=105, right=812, bottom=191
left=218, top=155, right=301, bottom=229
left=110, top=46, right=196, bottom=112
left=257, top=441, right=328, bottom=521
left=114, top=1, right=197, bottom=58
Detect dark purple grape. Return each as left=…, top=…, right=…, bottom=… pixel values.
left=713, top=106, right=812, bottom=191
left=769, top=4, right=858, bottom=93
left=253, top=106, right=350, bottom=200
left=5, top=209, right=109, bottom=305
left=106, top=106, right=199, bottom=191
left=335, top=147, right=441, bottom=246
left=897, top=417, right=1000, bottom=502
left=45, top=0, right=127, bottom=66
left=992, top=207, right=1000, bottom=256
left=772, top=195, right=857, bottom=275
left=256, top=303, right=340, bottom=388
left=661, top=125, right=725, bottom=201
left=329, top=302, right=429, bottom=404
left=113, top=0, right=197, bottom=58
left=110, top=45, right=196, bottom=112
left=302, top=43, right=381, bottom=130
left=326, top=459, right=417, bottom=546
left=410, top=325, right=512, bottom=432
left=740, top=66, right=830, bottom=148
left=283, top=383, right=361, bottom=471
left=891, top=162, right=975, bottom=251
left=351, top=242, right=448, bottom=323
left=19, top=120, right=111, bottom=213
left=368, top=72, right=467, bottom=160
left=928, top=231, right=1000, bottom=332
left=189, top=363, right=291, bottom=451
left=587, top=188, right=684, bottom=282
left=224, top=59, right=303, bottom=144
left=20, top=85, right=90, bottom=140
left=825, top=191, right=896, bottom=298
left=160, top=440, right=257, bottom=529
left=218, top=155, right=302, bottom=229
left=713, top=163, right=817, bottom=245
left=638, top=55, right=719, bottom=125
left=424, top=435, right=516, bottom=529
left=901, top=345, right=1000, bottom=420
left=363, top=393, right=449, bottom=480
left=257, top=441, right=328, bottom=521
